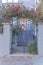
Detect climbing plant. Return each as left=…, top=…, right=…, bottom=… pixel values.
left=0, top=4, right=42, bottom=22
left=0, top=3, right=43, bottom=25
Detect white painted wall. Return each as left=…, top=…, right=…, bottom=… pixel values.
left=37, top=23, right=43, bottom=56
left=0, top=23, right=12, bottom=57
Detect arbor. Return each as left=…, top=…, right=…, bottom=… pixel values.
left=0, top=4, right=41, bottom=22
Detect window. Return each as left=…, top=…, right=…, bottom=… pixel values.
left=2, top=0, right=18, bottom=3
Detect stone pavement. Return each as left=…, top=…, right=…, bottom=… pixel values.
left=0, top=54, right=43, bottom=65
left=32, top=55, right=43, bottom=65
left=0, top=54, right=33, bottom=65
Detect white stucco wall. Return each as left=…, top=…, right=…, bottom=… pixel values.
left=37, top=23, right=43, bottom=56
left=0, top=23, right=12, bottom=57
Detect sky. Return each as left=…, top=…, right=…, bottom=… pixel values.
left=19, top=0, right=35, bottom=9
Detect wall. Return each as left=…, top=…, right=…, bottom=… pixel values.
left=0, top=23, right=12, bottom=57
left=37, top=23, right=43, bottom=56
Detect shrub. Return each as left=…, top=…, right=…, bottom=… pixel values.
left=27, top=40, right=37, bottom=55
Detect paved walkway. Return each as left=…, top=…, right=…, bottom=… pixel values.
left=0, top=54, right=43, bottom=65
left=11, top=45, right=29, bottom=54
left=0, top=54, right=33, bottom=65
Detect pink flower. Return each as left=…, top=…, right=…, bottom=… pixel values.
left=36, top=10, right=41, bottom=16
